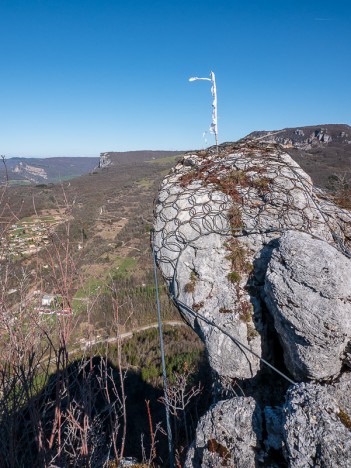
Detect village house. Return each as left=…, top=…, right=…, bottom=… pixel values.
left=41, top=294, right=57, bottom=307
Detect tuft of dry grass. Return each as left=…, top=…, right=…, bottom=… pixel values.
left=184, top=271, right=198, bottom=293
left=246, top=324, right=259, bottom=342
left=334, top=189, right=351, bottom=210
left=239, top=300, right=253, bottom=323
left=192, top=301, right=204, bottom=312
left=207, top=439, right=231, bottom=465
left=252, top=176, right=271, bottom=194
left=227, top=271, right=241, bottom=284
left=227, top=205, right=243, bottom=231
left=225, top=239, right=253, bottom=275
left=219, top=308, right=234, bottom=314
left=179, top=170, right=199, bottom=187
left=338, top=409, right=351, bottom=430
left=217, top=170, right=249, bottom=204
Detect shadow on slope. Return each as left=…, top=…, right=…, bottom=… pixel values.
left=0, top=353, right=212, bottom=467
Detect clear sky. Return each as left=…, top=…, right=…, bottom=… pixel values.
left=1, top=0, right=350, bottom=157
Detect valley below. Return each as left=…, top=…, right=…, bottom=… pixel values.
left=1, top=126, right=351, bottom=467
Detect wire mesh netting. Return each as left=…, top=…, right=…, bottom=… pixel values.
left=154, top=141, right=351, bottom=292
left=153, top=141, right=351, bottom=382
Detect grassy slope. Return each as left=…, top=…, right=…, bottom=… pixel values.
left=1, top=151, right=185, bottom=348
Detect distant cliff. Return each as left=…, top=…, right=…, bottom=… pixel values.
left=98, top=150, right=183, bottom=168
left=0, top=156, right=98, bottom=184
left=154, top=137, right=351, bottom=467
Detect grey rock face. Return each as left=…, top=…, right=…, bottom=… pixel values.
left=185, top=380, right=351, bottom=468
left=154, top=142, right=351, bottom=380
left=264, top=230, right=351, bottom=381
left=283, top=383, right=351, bottom=468
left=153, top=140, right=351, bottom=467
left=153, top=153, right=263, bottom=379
left=185, top=397, right=262, bottom=468
left=330, top=372, right=351, bottom=416
left=98, top=152, right=111, bottom=168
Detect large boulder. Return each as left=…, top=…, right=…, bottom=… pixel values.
left=283, top=382, right=351, bottom=467
left=184, top=397, right=262, bottom=468
left=153, top=162, right=262, bottom=379
left=153, top=140, right=351, bottom=466
left=153, top=141, right=351, bottom=380
left=185, top=378, right=351, bottom=468
left=264, top=230, right=351, bottom=380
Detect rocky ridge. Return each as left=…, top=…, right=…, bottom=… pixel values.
left=97, top=150, right=182, bottom=168
left=246, top=123, right=351, bottom=149
left=245, top=124, right=351, bottom=190
left=153, top=139, right=351, bottom=467
left=13, top=162, right=48, bottom=181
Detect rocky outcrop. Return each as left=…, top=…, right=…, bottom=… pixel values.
left=283, top=382, right=351, bottom=467
left=153, top=139, right=351, bottom=466
left=246, top=125, right=351, bottom=150
left=98, top=152, right=112, bottom=168
left=185, top=377, right=351, bottom=468
left=13, top=162, right=48, bottom=180
left=185, top=397, right=262, bottom=468
left=264, top=230, right=351, bottom=381
left=154, top=142, right=351, bottom=380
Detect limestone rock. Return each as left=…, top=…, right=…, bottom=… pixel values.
left=98, top=152, right=112, bottom=168
left=264, top=230, right=351, bottom=380
left=184, top=397, right=262, bottom=468
left=283, top=383, right=351, bottom=467
left=330, top=372, right=351, bottom=416
left=153, top=140, right=351, bottom=467
left=154, top=141, right=351, bottom=381
left=13, top=162, right=48, bottom=181
left=153, top=156, right=262, bottom=379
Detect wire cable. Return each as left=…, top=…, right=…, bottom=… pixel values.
left=171, top=291, right=296, bottom=386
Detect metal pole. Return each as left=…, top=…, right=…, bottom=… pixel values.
left=210, top=71, right=219, bottom=151
left=151, top=239, right=175, bottom=468
left=189, top=71, right=219, bottom=150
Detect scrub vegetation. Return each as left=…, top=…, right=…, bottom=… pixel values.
left=0, top=152, right=212, bottom=465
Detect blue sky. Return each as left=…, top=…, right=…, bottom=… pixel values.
left=0, top=0, right=350, bottom=157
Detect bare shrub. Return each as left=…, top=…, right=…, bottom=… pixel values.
left=0, top=177, right=209, bottom=466
left=327, top=173, right=351, bottom=210
left=159, top=364, right=203, bottom=463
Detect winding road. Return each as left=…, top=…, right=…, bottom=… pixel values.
left=78, top=320, right=186, bottom=352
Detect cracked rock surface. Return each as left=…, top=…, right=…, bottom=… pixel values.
left=153, top=140, right=351, bottom=466
left=283, top=382, right=351, bottom=467
left=184, top=397, right=262, bottom=468
left=264, top=230, right=351, bottom=381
